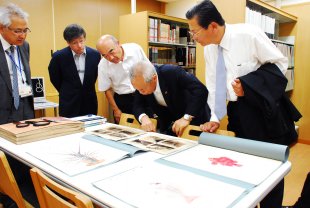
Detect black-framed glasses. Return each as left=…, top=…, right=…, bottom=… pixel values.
left=14, top=119, right=51, bottom=128
left=7, top=27, right=31, bottom=35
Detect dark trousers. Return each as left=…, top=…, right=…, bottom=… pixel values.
left=294, top=172, right=310, bottom=208
left=114, top=93, right=135, bottom=114
left=7, top=96, right=34, bottom=123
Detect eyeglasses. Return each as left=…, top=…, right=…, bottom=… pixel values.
left=7, top=27, right=31, bottom=35
left=13, top=119, right=51, bottom=128
left=188, top=28, right=203, bottom=38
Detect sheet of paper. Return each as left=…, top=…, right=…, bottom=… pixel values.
left=123, top=132, right=196, bottom=154
left=93, top=162, right=246, bottom=208
left=90, top=124, right=145, bottom=141
left=165, top=145, right=282, bottom=185
left=25, top=134, right=130, bottom=176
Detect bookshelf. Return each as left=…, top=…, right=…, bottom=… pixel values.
left=119, top=11, right=196, bottom=74
left=245, top=0, right=297, bottom=91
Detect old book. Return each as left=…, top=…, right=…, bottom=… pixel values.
left=0, top=117, right=84, bottom=144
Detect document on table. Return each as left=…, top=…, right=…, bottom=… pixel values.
left=24, top=133, right=131, bottom=176
left=93, top=162, right=246, bottom=208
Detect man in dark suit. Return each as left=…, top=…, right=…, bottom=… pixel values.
left=0, top=4, right=34, bottom=124
left=0, top=3, right=39, bottom=207
left=130, top=60, right=210, bottom=136
left=49, top=24, right=101, bottom=118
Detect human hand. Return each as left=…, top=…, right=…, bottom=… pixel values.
left=200, top=121, right=220, bottom=133
left=232, top=79, right=244, bottom=97
left=172, top=118, right=190, bottom=137
left=141, top=115, right=156, bottom=132
left=113, top=109, right=122, bottom=124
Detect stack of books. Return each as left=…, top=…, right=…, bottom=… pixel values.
left=69, top=114, right=106, bottom=128
left=0, top=117, right=84, bottom=144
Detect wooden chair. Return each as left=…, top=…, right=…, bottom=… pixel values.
left=181, top=125, right=235, bottom=140
left=0, top=151, right=33, bottom=208
left=30, top=168, right=93, bottom=208
left=119, top=113, right=157, bottom=130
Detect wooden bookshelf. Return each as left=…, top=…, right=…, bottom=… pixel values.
left=119, top=11, right=196, bottom=74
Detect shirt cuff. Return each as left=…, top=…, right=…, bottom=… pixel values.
left=138, top=113, right=147, bottom=123
left=210, top=113, right=220, bottom=123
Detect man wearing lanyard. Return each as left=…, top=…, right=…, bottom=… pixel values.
left=0, top=3, right=34, bottom=125
left=0, top=3, right=39, bottom=207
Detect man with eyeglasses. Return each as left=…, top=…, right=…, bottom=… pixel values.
left=0, top=3, right=40, bottom=208
left=0, top=3, right=34, bottom=125
left=48, top=24, right=101, bottom=118
left=96, top=35, right=149, bottom=123
left=186, top=1, right=301, bottom=208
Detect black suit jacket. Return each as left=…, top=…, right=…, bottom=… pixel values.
left=133, top=64, right=210, bottom=132
left=0, top=40, right=34, bottom=124
left=227, top=63, right=302, bottom=145
left=48, top=46, right=101, bottom=117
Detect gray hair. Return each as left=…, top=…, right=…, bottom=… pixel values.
left=0, top=3, right=28, bottom=27
left=97, top=34, right=118, bottom=45
left=129, top=60, right=156, bottom=83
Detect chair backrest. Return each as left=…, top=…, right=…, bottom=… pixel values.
left=30, top=168, right=93, bottom=208
left=0, top=151, right=27, bottom=208
left=119, top=113, right=157, bottom=130
left=181, top=125, right=235, bottom=140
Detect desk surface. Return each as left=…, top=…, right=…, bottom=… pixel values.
left=0, top=125, right=291, bottom=208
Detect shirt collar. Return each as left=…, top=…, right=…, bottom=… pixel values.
left=71, top=47, right=86, bottom=56
left=0, top=34, right=14, bottom=52
left=219, top=24, right=231, bottom=51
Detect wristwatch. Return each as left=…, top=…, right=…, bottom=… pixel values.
left=183, top=114, right=193, bottom=122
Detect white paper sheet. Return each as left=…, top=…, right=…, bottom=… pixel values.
left=25, top=133, right=130, bottom=176
left=93, top=162, right=246, bottom=208
left=165, top=145, right=282, bottom=185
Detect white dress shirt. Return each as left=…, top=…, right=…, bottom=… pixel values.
left=98, top=43, right=148, bottom=94
left=204, top=24, right=288, bottom=122
left=72, top=49, right=86, bottom=84
left=0, top=35, right=30, bottom=95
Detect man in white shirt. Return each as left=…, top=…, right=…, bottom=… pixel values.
left=186, top=1, right=301, bottom=208
left=96, top=35, right=149, bottom=123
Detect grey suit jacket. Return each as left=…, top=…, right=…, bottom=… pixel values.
left=0, top=40, right=33, bottom=124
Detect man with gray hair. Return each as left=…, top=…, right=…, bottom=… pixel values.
left=0, top=3, right=39, bottom=207
left=130, top=60, right=211, bottom=136
left=96, top=35, right=148, bottom=123
left=0, top=3, right=34, bottom=124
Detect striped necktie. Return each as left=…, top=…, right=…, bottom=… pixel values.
left=8, top=46, right=20, bottom=110
left=214, top=46, right=227, bottom=120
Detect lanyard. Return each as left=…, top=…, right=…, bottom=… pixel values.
left=5, top=47, right=25, bottom=83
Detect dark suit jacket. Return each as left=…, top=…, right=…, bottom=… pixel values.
left=48, top=46, right=101, bottom=117
left=133, top=64, right=210, bottom=132
left=0, top=40, right=34, bottom=124
left=227, top=63, right=302, bottom=145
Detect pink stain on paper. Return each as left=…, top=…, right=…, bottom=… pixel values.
left=209, top=157, right=242, bottom=167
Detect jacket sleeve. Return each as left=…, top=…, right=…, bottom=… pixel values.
left=48, top=53, right=62, bottom=92
left=175, top=67, right=208, bottom=117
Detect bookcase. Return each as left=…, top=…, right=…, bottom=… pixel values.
left=119, top=11, right=196, bottom=74
left=245, top=0, right=297, bottom=91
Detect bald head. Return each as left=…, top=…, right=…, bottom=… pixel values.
left=96, top=34, right=123, bottom=63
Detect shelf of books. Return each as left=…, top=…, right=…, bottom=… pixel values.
left=120, top=11, right=196, bottom=74
left=245, top=0, right=297, bottom=91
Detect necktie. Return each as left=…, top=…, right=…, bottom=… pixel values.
left=214, top=46, right=227, bottom=120
left=75, top=54, right=84, bottom=84
left=9, top=46, right=20, bottom=110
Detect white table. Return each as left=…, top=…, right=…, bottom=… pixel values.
left=0, top=125, right=291, bottom=208
left=34, top=101, right=58, bottom=117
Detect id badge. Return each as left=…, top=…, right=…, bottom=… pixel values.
left=19, top=84, right=33, bottom=97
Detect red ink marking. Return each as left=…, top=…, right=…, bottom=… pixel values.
left=209, top=157, right=242, bottom=167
